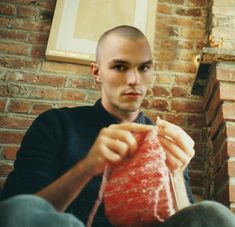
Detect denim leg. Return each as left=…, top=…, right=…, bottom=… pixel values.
left=0, top=194, right=85, bottom=227
left=160, top=201, right=235, bottom=227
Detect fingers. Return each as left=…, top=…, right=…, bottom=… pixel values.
left=86, top=122, right=152, bottom=175
left=109, top=122, right=153, bottom=133
left=159, top=136, right=192, bottom=173
left=156, top=118, right=195, bottom=175
left=156, top=118, right=195, bottom=158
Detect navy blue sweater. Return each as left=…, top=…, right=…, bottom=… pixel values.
left=1, top=99, right=194, bottom=226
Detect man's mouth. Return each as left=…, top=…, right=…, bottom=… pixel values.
left=123, top=89, right=143, bottom=96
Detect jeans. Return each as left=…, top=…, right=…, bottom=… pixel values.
left=0, top=195, right=235, bottom=227
left=0, top=195, right=85, bottom=227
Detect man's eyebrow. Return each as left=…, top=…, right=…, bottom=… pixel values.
left=108, top=59, right=153, bottom=65
left=141, top=60, right=153, bottom=65
left=108, top=59, right=130, bottom=65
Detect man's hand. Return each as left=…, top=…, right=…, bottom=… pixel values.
left=156, top=117, right=195, bottom=176
left=84, top=122, right=153, bottom=176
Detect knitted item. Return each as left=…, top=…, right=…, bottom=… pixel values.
left=87, top=127, right=177, bottom=227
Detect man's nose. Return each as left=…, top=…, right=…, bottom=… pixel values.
left=126, top=70, right=140, bottom=85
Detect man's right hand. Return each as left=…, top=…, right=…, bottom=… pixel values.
left=84, top=122, right=153, bottom=176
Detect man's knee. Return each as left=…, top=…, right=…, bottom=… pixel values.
left=0, top=195, right=85, bottom=227
left=187, top=201, right=235, bottom=226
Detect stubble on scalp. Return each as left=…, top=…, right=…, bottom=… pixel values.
left=96, top=25, right=151, bottom=64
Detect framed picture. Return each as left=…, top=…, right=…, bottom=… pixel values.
left=46, top=0, right=157, bottom=65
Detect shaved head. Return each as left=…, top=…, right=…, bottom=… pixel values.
left=96, top=25, right=150, bottom=63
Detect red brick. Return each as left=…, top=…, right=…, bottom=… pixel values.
left=0, top=130, right=25, bottom=144
left=0, top=83, right=31, bottom=98
left=155, top=26, right=180, bottom=38
left=220, top=82, right=235, bottom=101
left=2, top=146, right=19, bottom=160
left=152, top=85, right=171, bottom=97
left=28, top=32, right=49, bottom=45
left=17, top=5, right=38, bottom=18
left=214, top=163, right=229, bottom=194
left=30, top=88, right=59, bottom=100
left=174, top=74, right=195, bottom=85
left=0, top=99, right=6, bottom=111
left=226, top=124, right=235, bottom=138
left=0, top=161, right=13, bottom=176
left=157, top=3, right=172, bottom=14
left=0, top=116, right=33, bottom=130
left=31, top=45, right=46, bottom=58
left=0, top=42, right=29, bottom=56
left=228, top=160, right=235, bottom=177
left=7, top=71, right=66, bottom=87
left=154, top=39, right=178, bottom=50
left=0, top=29, right=28, bottom=42
left=151, top=99, right=169, bottom=111
left=171, top=99, right=203, bottom=113
left=229, top=183, right=235, bottom=202
left=187, top=114, right=206, bottom=128
left=196, top=40, right=207, bottom=49
left=0, top=17, right=10, bottom=28
left=223, top=103, right=235, bottom=121
left=203, top=66, right=217, bottom=111
left=205, top=86, right=220, bottom=125
left=188, top=130, right=207, bottom=143
left=171, top=86, right=191, bottom=97
left=182, top=28, right=206, bottom=39
left=42, top=61, right=91, bottom=75
left=188, top=0, right=206, bottom=6
left=0, top=56, right=39, bottom=70
left=11, top=18, right=51, bottom=32
left=176, top=8, right=202, bottom=17
left=61, top=90, right=86, bottom=101
left=227, top=141, right=235, bottom=157
left=38, top=1, right=56, bottom=10
left=7, top=100, right=30, bottom=113
left=155, top=73, right=174, bottom=84
left=31, top=103, right=54, bottom=115
left=154, top=50, right=176, bottom=61
left=0, top=3, right=16, bottom=15
left=67, top=78, right=94, bottom=90
left=210, top=105, right=224, bottom=138
left=165, top=113, right=186, bottom=125
left=178, top=40, right=194, bottom=49
left=212, top=125, right=226, bottom=153
left=167, top=16, right=195, bottom=27
left=217, top=68, right=235, bottom=82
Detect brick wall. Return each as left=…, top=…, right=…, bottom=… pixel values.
left=204, top=62, right=235, bottom=211
left=199, top=0, right=235, bottom=211
left=0, top=0, right=211, bottom=200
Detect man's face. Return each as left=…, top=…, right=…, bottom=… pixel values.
left=94, top=34, right=153, bottom=119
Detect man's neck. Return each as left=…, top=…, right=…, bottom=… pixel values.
left=101, top=101, right=140, bottom=122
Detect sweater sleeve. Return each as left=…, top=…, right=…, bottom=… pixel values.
left=0, top=109, right=64, bottom=200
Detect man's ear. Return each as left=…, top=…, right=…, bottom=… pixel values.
left=90, top=63, right=101, bottom=83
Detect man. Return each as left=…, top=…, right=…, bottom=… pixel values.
left=0, top=25, right=234, bottom=227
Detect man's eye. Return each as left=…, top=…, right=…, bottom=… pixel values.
left=139, top=65, right=151, bottom=72
left=113, top=65, right=126, bottom=71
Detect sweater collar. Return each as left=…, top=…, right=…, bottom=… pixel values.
left=92, top=99, right=146, bottom=127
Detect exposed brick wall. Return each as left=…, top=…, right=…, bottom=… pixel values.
left=204, top=62, right=235, bottom=211
left=0, top=0, right=211, bottom=200
left=192, top=0, right=235, bottom=212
